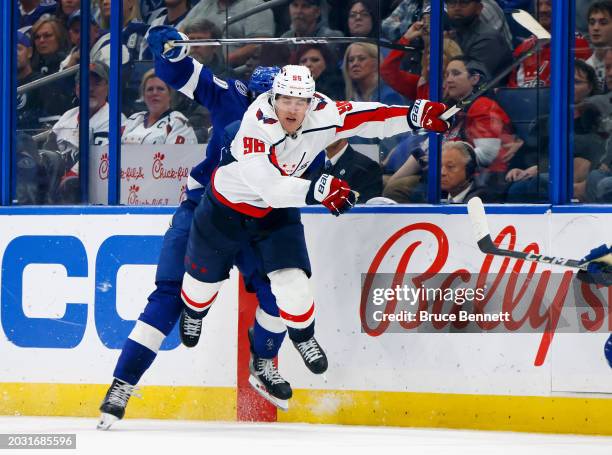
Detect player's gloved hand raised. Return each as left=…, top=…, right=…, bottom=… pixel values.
left=146, top=25, right=190, bottom=62
left=407, top=99, right=450, bottom=133
left=306, top=174, right=357, bottom=216
left=576, top=244, right=612, bottom=286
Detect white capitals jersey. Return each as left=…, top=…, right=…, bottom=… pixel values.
left=212, top=92, right=412, bottom=217
left=122, top=110, right=198, bottom=145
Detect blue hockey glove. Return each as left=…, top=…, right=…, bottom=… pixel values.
left=576, top=244, right=612, bottom=286
left=146, top=25, right=189, bottom=62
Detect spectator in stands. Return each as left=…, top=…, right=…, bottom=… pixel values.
left=445, top=0, right=513, bottom=82
left=382, top=0, right=511, bottom=46
left=181, top=19, right=230, bottom=77
left=310, top=138, right=383, bottom=202
left=343, top=42, right=404, bottom=104
left=19, top=0, right=58, bottom=30
left=582, top=48, right=612, bottom=135
left=440, top=141, right=488, bottom=203
left=60, top=10, right=102, bottom=70
left=296, top=44, right=344, bottom=100
left=184, top=0, right=274, bottom=68
left=55, top=0, right=81, bottom=27
left=41, top=62, right=126, bottom=203
left=31, top=15, right=69, bottom=75
left=380, top=14, right=462, bottom=100
left=509, top=0, right=592, bottom=88
left=346, top=0, right=380, bottom=38
left=140, top=0, right=167, bottom=22
left=122, top=69, right=197, bottom=144
left=444, top=56, right=519, bottom=192
left=507, top=59, right=603, bottom=202
left=585, top=138, right=612, bottom=202
left=586, top=1, right=612, bottom=91
left=281, top=0, right=343, bottom=39
left=17, top=31, right=47, bottom=131
left=147, top=0, right=191, bottom=28
left=98, top=0, right=149, bottom=61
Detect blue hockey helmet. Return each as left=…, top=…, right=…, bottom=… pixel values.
left=248, top=66, right=281, bottom=94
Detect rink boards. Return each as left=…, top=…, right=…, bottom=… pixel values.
left=0, top=206, right=612, bottom=434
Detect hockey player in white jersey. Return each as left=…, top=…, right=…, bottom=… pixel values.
left=179, top=64, right=450, bottom=366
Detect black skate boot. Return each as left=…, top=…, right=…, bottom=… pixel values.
left=179, top=309, right=203, bottom=348
left=248, top=328, right=292, bottom=411
left=97, top=378, right=140, bottom=430
left=293, top=337, right=328, bottom=374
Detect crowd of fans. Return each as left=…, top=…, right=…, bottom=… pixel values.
left=13, top=0, right=612, bottom=204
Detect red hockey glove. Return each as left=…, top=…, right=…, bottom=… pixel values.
left=407, top=99, right=450, bottom=133
left=306, top=174, right=357, bottom=216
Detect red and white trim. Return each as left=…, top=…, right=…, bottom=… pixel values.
left=181, top=273, right=222, bottom=312
left=211, top=170, right=272, bottom=218
left=278, top=302, right=315, bottom=329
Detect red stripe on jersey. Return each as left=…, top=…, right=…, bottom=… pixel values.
left=211, top=169, right=273, bottom=218
left=268, top=146, right=287, bottom=176
left=279, top=302, right=315, bottom=323
left=181, top=289, right=218, bottom=310
left=336, top=106, right=408, bottom=133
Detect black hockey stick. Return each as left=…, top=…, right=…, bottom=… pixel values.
left=466, top=197, right=612, bottom=270
left=165, top=36, right=416, bottom=53
left=440, top=9, right=551, bottom=121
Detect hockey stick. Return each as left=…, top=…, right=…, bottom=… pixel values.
left=440, top=9, right=551, bottom=121
left=165, top=36, right=416, bottom=53
left=466, top=197, right=612, bottom=270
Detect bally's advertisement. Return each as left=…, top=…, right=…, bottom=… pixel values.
left=0, top=208, right=611, bottom=434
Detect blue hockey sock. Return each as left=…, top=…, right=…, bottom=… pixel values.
left=113, top=338, right=157, bottom=385
left=252, top=318, right=286, bottom=359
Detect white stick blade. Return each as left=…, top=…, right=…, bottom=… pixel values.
left=511, top=9, right=551, bottom=40
left=440, top=105, right=461, bottom=121
left=467, top=197, right=490, bottom=242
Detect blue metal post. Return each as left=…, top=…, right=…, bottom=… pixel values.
left=1, top=1, right=14, bottom=205
left=108, top=0, right=123, bottom=204
left=427, top=0, right=443, bottom=204
left=549, top=0, right=573, bottom=204
left=79, top=0, right=91, bottom=203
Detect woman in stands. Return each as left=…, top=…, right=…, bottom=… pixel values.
left=122, top=69, right=197, bottom=145
left=31, top=15, right=69, bottom=75
left=296, top=44, right=344, bottom=101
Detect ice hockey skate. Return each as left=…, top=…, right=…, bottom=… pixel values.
left=179, top=309, right=203, bottom=348
left=248, top=329, right=292, bottom=411
left=97, top=378, right=140, bottom=430
left=293, top=337, right=328, bottom=374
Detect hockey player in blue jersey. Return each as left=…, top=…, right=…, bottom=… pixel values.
left=97, top=26, right=314, bottom=429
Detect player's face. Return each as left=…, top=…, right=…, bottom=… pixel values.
left=34, top=23, right=59, bottom=55
left=299, top=49, right=326, bottom=79
left=444, top=60, right=477, bottom=100
left=275, top=95, right=310, bottom=134
left=441, top=146, right=468, bottom=194
left=348, top=2, right=373, bottom=37
left=289, top=0, right=320, bottom=34
left=537, top=0, right=552, bottom=31
left=347, top=45, right=376, bottom=82
left=588, top=11, right=612, bottom=47
left=144, top=77, right=171, bottom=115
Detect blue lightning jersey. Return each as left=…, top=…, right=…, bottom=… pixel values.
left=154, top=56, right=250, bottom=201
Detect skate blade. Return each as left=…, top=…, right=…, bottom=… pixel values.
left=96, top=413, right=119, bottom=430
left=248, top=375, right=289, bottom=411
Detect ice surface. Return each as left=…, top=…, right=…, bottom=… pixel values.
left=1, top=416, right=611, bottom=455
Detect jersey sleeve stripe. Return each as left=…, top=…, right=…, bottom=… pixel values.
left=211, top=171, right=273, bottom=218
left=177, top=59, right=203, bottom=100
left=336, top=106, right=409, bottom=133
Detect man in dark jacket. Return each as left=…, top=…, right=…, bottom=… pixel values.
left=312, top=138, right=383, bottom=203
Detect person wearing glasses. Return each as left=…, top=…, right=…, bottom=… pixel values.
left=346, top=0, right=380, bottom=39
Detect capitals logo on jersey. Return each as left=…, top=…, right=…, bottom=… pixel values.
left=256, top=108, right=278, bottom=125
left=313, top=93, right=327, bottom=111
